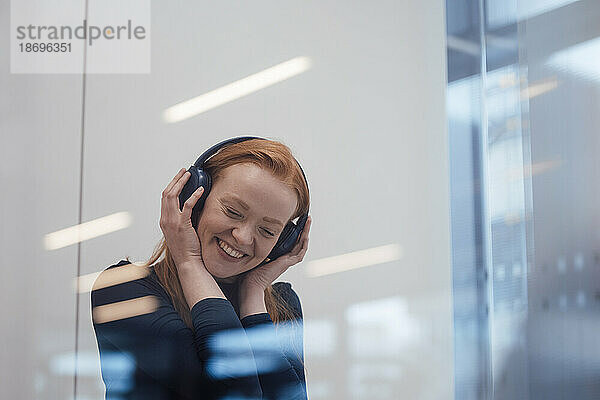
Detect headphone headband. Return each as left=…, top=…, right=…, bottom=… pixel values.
left=193, top=136, right=261, bottom=167
left=194, top=136, right=309, bottom=207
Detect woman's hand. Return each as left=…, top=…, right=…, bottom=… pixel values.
left=159, top=168, right=205, bottom=268
left=240, top=216, right=312, bottom=293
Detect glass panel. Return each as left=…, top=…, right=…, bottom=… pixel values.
left=0, top=0, right=85, bottom=398
left=520, top=0, right=600, bottom=398
left=4, top=2, right=454, bottom=398
left=447, top=0, right=600, bottom=398
left=77, top=2, right=454, bottom=400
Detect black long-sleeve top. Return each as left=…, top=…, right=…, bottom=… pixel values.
left=91, top=260, right=307, bottom=400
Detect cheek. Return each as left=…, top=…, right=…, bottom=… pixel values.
left=197, top=208, right=224, bottom=237
left=195, top=226, right=206, bottom=247
left=257, top=241, right=276, bottom=259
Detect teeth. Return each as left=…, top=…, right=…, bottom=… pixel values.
left=218, top=239, right=245, bottom=259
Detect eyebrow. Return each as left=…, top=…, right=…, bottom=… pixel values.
left=222, top=194, right=284, bottom=227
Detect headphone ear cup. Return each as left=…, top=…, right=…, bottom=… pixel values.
left=267, top=222, right=297, bottom=261
left=267, top=221, right=303, bottom=262
left=178, top=166, right=212, bottom=230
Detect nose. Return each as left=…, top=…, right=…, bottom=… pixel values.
left=231, top=223, right=253, bottom=248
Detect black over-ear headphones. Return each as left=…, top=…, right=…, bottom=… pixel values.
left=178, top=136, right=309, bottom=264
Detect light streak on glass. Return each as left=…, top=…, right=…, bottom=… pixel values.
left=75, top=262, right=149, bottom=294
left=92, top=295, right=158, bottom=324
left=43, top=211, right=132, bottom=250
left=305, top=244, right=403, bottom=278
left=163, top=56, right=313, bottom=123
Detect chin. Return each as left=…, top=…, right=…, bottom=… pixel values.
left=203, top=256, right=247, bottom=280
left=203, top=261, right=233, bottom=279
left=205, top=258, right=264, bottom=283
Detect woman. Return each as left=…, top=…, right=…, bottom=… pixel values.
left=91, top=137, right=312, bottom=400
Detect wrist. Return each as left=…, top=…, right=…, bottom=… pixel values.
left=239, top=288, right=267, bottom=319
left=176, top=258, right=205, bottom=273
left=175, top=259, right=226, bottom=309
left=239, top=280, right=266, bottom=296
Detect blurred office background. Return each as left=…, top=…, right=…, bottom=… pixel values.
left=448, top=0, right=600, bottom=399
left=0, top=0, right=598, bottom=399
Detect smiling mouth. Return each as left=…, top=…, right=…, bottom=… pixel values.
left=216, top=238, right=248, bottom=259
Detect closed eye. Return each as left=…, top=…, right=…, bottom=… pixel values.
left=223, top=205, right=276, bottom=237
left=261, top=228, right=275, bottom=237
left=224, top=207, right=242, bottom=218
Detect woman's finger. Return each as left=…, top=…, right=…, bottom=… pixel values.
left=289, top=216, right=311, bottom=255
left=163, top=168, right=186, bottom=196
left=292, top=237, right=309, bottom=262
left=160, top=193, right=177, bottom=228
left=290, top=234, right=304, bottom=255
left=298, top=216, right=311, bottom=243
left=303, top=216, right=312, bottom=237
left=161, top=173, right=187, bottom=221
left=160, top=172, right=189, bottom=224
left=298, top=236, right=309, bottom=258
left=288, top=234, right=308, bottom=260
left=168, top=171, right=191, bottom=197
left=182, top=186, right=204, bottom=218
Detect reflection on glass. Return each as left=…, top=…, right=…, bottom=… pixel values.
left=43, top=211, right=132, bottom=250
left=447, top=0, right=600, bottom=398
left=304, top=319, right=336, bottom=358
left=207, top=322, right=304, bottom=378
left=306, top=244, right=403, bottom=278
left=346, top=296, right=420, bottom=357
left=546, top=36, right=600, bottom=82
left=92, top=295, right=159, bottom=324
left=162, top=56, right=313, bottom=123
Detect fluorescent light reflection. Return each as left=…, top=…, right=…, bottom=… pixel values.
left=517, top=0, right=582, bottom=21
left=547, top=36, right=600, bottom=83
left=513, top=159, right=563, bottom=180
left=75, top=262, right=149, bottom=294
left=446, top=35, right=479, bottom=56
left=44, top=211, right=132, bottom=250
left=306, top=244, right=403, bottom=278
left=207, top=322, right=303, bottom=378
left=304, top=319, right=336, bottom=357
left=346, top=296, right=421, bottom=357
left=522, top=77, right=559, bottom=99
left=349, top=363, right=402, bottom=397
left=207, top=327, right=279, bottom=378
left=92, top=295, right=158, bottom=324
left=345, top=297, right=419, bottom=397
left=50, top=350, right=134, bottom=378
left=163, top=56, right=313, bottom=123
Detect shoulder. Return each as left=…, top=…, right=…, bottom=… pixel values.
left=91, top=259, right=166, bottom=308
left=272, top=281, right=303, bottom=320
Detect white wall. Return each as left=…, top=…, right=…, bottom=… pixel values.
left=1, top=1, right=452, bottom=399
